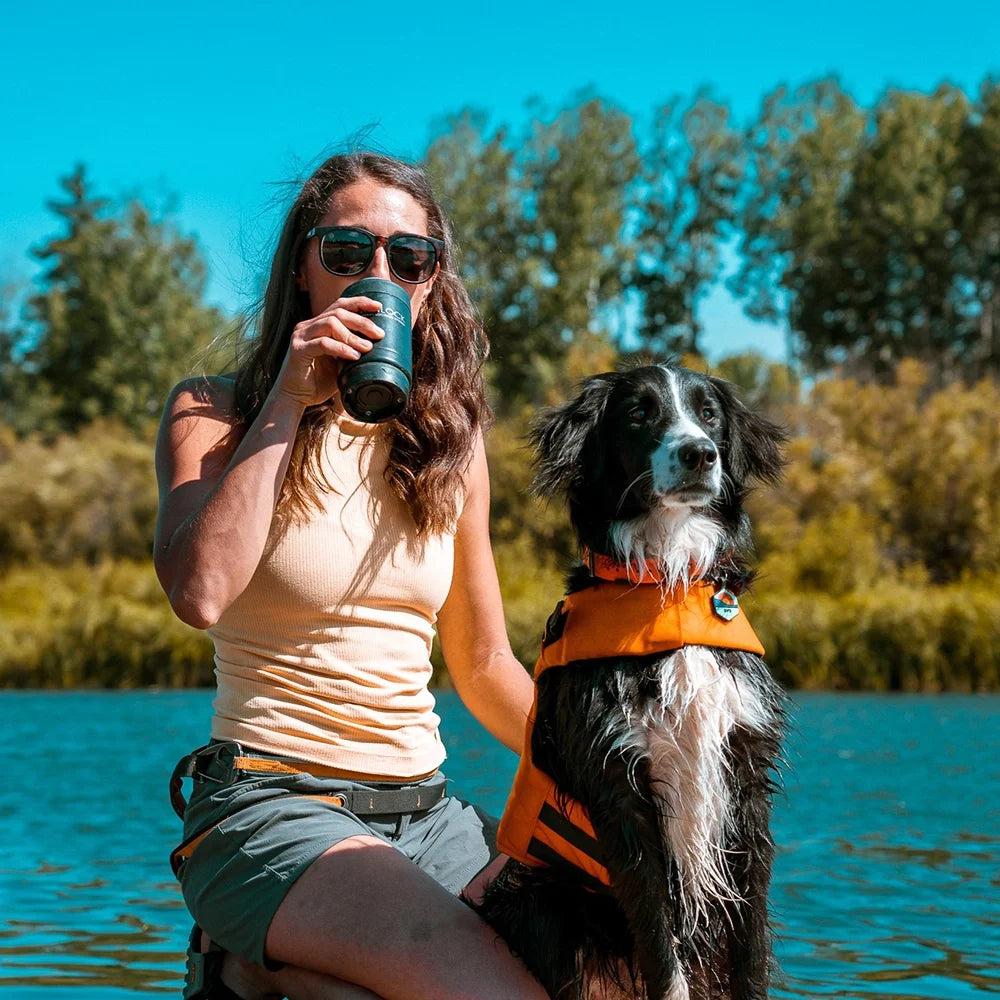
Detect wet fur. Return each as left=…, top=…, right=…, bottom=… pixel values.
left=477, top=366, right=788, bottom=1000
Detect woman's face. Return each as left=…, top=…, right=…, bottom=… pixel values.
left=297, top=178, right=438, bottom=323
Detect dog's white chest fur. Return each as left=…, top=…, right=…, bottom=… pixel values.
left=631, top=647, right=773, bottom=932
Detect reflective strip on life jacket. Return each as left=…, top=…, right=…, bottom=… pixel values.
left=497, top=706, right=612, bottom=888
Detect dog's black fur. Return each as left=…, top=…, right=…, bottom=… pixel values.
left=477, top=365, right=788, bottom=1000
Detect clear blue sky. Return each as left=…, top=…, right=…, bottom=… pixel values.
left=3, top=0, right=997, bottom=361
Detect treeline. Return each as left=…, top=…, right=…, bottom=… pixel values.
left=2, top=79, right=1000, bottom=690
left=2, top=362, right=999, bottom=691
left=747, top=359, right=1000, bottom=690
left=424, top=78, right=1000, bottom=403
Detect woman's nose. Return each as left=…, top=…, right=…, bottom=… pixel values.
left=368, top=245, right=391, bottom=279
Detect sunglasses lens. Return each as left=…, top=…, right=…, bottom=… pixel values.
left=388, top=236, right=438, bottom=283
left=319, top=229, right=374, bottom=275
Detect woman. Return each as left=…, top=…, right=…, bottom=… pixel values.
left=155, top=151, right=546, bottom=1000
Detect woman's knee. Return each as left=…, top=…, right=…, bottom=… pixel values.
left=264, top=838, right=546, bottom=999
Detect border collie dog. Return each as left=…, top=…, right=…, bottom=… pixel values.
left=477, top=365, right=788, bottom=1000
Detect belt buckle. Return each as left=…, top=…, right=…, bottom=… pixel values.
left=169, top=741, right=244, bottom=820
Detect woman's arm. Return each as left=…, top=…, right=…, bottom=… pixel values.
left=153, top=293, right=386, bottom=629
left=153, top=377, right=307, bottom=628
left=437, top=433, right=534, bottom=754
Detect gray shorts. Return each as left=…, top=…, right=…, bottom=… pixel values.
left=173, top=743, right=499, bottom=966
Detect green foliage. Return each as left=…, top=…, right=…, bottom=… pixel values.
left=633, top=93, right=744, bottom=353
left=424, top=111, right=544, bottom=403
left=2, top=166, right=226, bottom=435
left=432, top=415, right=574, bottom=684
left=485, top=418, right=573, bottom=667
left=0, top=419, right=158, bottom=569
left=528, top=98, right=640, bottom=342
left=956, top=80, right=1000, bottom=369
left=493, top=535, right=566, bottom=668
left=424, top=94, right=740, bottom=407
left=484, top=361, right=1000, bottom=692
left=0, top=560, right=213, bottom=688
left=712, top=351, right=800, bottom=415
left=735, top=79, right=1000, bottom=378
left=7, top=86, right=1000, bottom=690
left=425, top=79, right=1000, bottom=391
left=744, top=361, right=1000, bottom=693
left=753, top=361, right=1000, bottom=585
left=425, top=98, right=640, bottom=405
left=425, top=78, right=1000, bottom=392
left=485, top=413, right=575, bottom=563
left=4, top=368, right=1000, bottom=691
left=749, top=582, right=1000, bottom=692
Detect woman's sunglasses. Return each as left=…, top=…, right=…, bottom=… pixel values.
left=305, top=226, right=444, bottom=284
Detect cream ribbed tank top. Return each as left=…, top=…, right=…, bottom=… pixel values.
left=208, top=411, right=457, bottom=778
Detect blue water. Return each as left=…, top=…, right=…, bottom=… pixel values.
left=0, top=691, right=997, bottom=999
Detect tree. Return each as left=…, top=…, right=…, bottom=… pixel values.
left=752, top=361, right=1000, bottom=587
left=733, top=79, right=1000, bottom=380
left=0, top=283, right=62, bottom=432
left=732, top=78, right=867, bottom=363
left=631, top=93, right=745, bottom=355
left=803, top=86, right=969, bottom=376
left=712, top=351, right=799, bottom=415
left=8, top=166, right=225, bottom=434
left=424, top=111, right=547, bottom=404
left=527, top=98, right=639, bottom=346
left=955, top=78, right=1000, bottom=375
left=425, top=98, right=639, bottom=406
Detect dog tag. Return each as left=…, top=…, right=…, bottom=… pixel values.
left=711, top=588, right=740, bottom=621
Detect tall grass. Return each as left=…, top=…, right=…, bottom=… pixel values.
left=4, top=559, right=997, bottom=691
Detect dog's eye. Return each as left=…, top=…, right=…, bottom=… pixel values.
left=701, top=406, right=716, bottom=422
left=628, top=406, right=648, bottom=423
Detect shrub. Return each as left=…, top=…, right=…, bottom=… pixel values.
left=0, top=560, right=213, bottom=688
left=748, top=580, right=1000, bottom=692
left=0, top=420, right=158, bottom=569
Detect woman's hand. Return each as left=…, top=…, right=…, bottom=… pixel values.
left=275, top=295, right=386, bottom=407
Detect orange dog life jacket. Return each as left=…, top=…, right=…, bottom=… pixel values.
left=496, top=570, right=765, bottom=891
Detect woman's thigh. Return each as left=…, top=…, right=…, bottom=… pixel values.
left=176, top=755, right=534, bottom=995
left=265, top=835, right=547, bottom=1000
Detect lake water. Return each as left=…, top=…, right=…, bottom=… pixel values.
left=0, top=690, right=997, bottom=999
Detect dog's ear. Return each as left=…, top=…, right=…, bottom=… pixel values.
left=530, top=374, right=616, bottom=497
left=708, top=376, right=787, bottom=485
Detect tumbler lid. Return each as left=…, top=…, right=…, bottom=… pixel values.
left=342, top=277, right=411, bottom=310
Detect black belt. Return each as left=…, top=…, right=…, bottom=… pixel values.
left=169, top=742, right=447, bottom=819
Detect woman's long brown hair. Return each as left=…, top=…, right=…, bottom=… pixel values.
left=232, top=152, right=490, bottom=536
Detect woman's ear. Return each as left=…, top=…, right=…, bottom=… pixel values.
left=423, top=263, right=439, bottom=297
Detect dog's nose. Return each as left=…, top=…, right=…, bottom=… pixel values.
left=679, top=440, right=718, bottom=472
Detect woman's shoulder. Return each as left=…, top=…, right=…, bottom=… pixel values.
left=158, top=374, right=246, bottom=465
left=163, top=373, right=239, bottom=420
